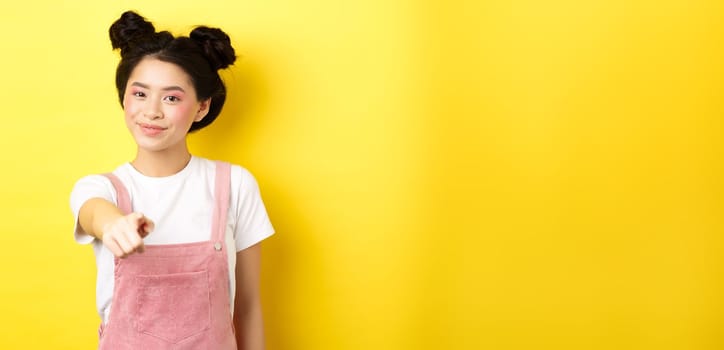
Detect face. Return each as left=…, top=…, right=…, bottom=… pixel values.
left=122, top=57, right=210, bottom=154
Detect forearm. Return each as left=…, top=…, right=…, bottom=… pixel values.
left=234, top=299, right=265, bottom=350
left=78, top=198, right=124, bottom=239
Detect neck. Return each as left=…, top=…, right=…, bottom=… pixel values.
left=131, top=144, right=193, bottom=177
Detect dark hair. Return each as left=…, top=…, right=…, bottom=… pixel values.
left=109, top=11, right=236, bottom=132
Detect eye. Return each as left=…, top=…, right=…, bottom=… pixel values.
left=132, top=91, right=146, bottom=98
left=164, top=95, right=181, bottom=103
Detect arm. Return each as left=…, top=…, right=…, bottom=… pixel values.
left=78, top=198, right=154, bottom=257
left=234, top=243, right=265, bottom=350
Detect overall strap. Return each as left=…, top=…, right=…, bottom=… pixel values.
left=211, top=161, right=232, bottom=245
left=102, top=173, right=132, bottom=215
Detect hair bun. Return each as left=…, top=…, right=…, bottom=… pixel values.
left=190, top=26, right=236, bottom=70
left=109, top=11, right=156, bottom=55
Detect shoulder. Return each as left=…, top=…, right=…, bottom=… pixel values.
left=231, top=164, right=257, bottom=186
left=71, top=171, right=118, bottom=196
left=230, top=164, right=263, bottom=196
left=69, top=170, right=122, bottom=213
left=72, top=163, right=137, bottom=188
left=72, top=173, right=111, bottom=188
left=70, top=163, right=132, bottom=197
left=192, top=156, right=260, bottom=191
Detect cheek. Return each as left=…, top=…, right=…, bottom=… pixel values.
left=122, top=96, right=138, bottom=115
left=172, top=103, right=196, bottom=121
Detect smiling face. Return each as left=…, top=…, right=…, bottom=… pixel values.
left=122, top=57, right=210, bottom=155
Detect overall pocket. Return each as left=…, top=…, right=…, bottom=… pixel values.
left=135, top=270, right=211, bottom=343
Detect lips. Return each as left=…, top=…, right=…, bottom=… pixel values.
left=138, top=123, right=167, bottom=136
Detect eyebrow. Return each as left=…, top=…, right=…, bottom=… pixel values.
left=130, top=82, right=186, bottom=93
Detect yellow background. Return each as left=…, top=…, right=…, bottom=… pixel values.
left=0, top=0, right=722, bottom=349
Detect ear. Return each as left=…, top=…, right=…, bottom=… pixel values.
left=194, top=99, right=212, bottom=122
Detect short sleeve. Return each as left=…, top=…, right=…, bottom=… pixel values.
left=70, top=175, right=116, bottom=244
left=231, top=166, right=275, bottom=252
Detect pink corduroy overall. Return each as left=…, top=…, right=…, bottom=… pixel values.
left=98, top=161, right=237, bottom=349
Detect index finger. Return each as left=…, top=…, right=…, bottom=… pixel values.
left=137, top=216, right=155, bottom=238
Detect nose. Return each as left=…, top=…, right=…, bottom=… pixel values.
left=143, top=99, right=163, bottom=119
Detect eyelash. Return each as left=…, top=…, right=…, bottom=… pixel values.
left=131, top=92, right=181, bottom=103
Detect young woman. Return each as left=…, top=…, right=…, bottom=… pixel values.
left=70, top=11, right=274, bottom=349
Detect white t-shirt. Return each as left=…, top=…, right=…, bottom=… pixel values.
left=70, top=156, right=275, bottom=323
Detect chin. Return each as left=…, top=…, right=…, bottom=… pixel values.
left=134, top=138, right=167, bottom=152
left=135, top=136, right=186, bottom=154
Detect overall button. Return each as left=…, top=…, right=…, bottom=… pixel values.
left=214, top=242, right=222, bottom=251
